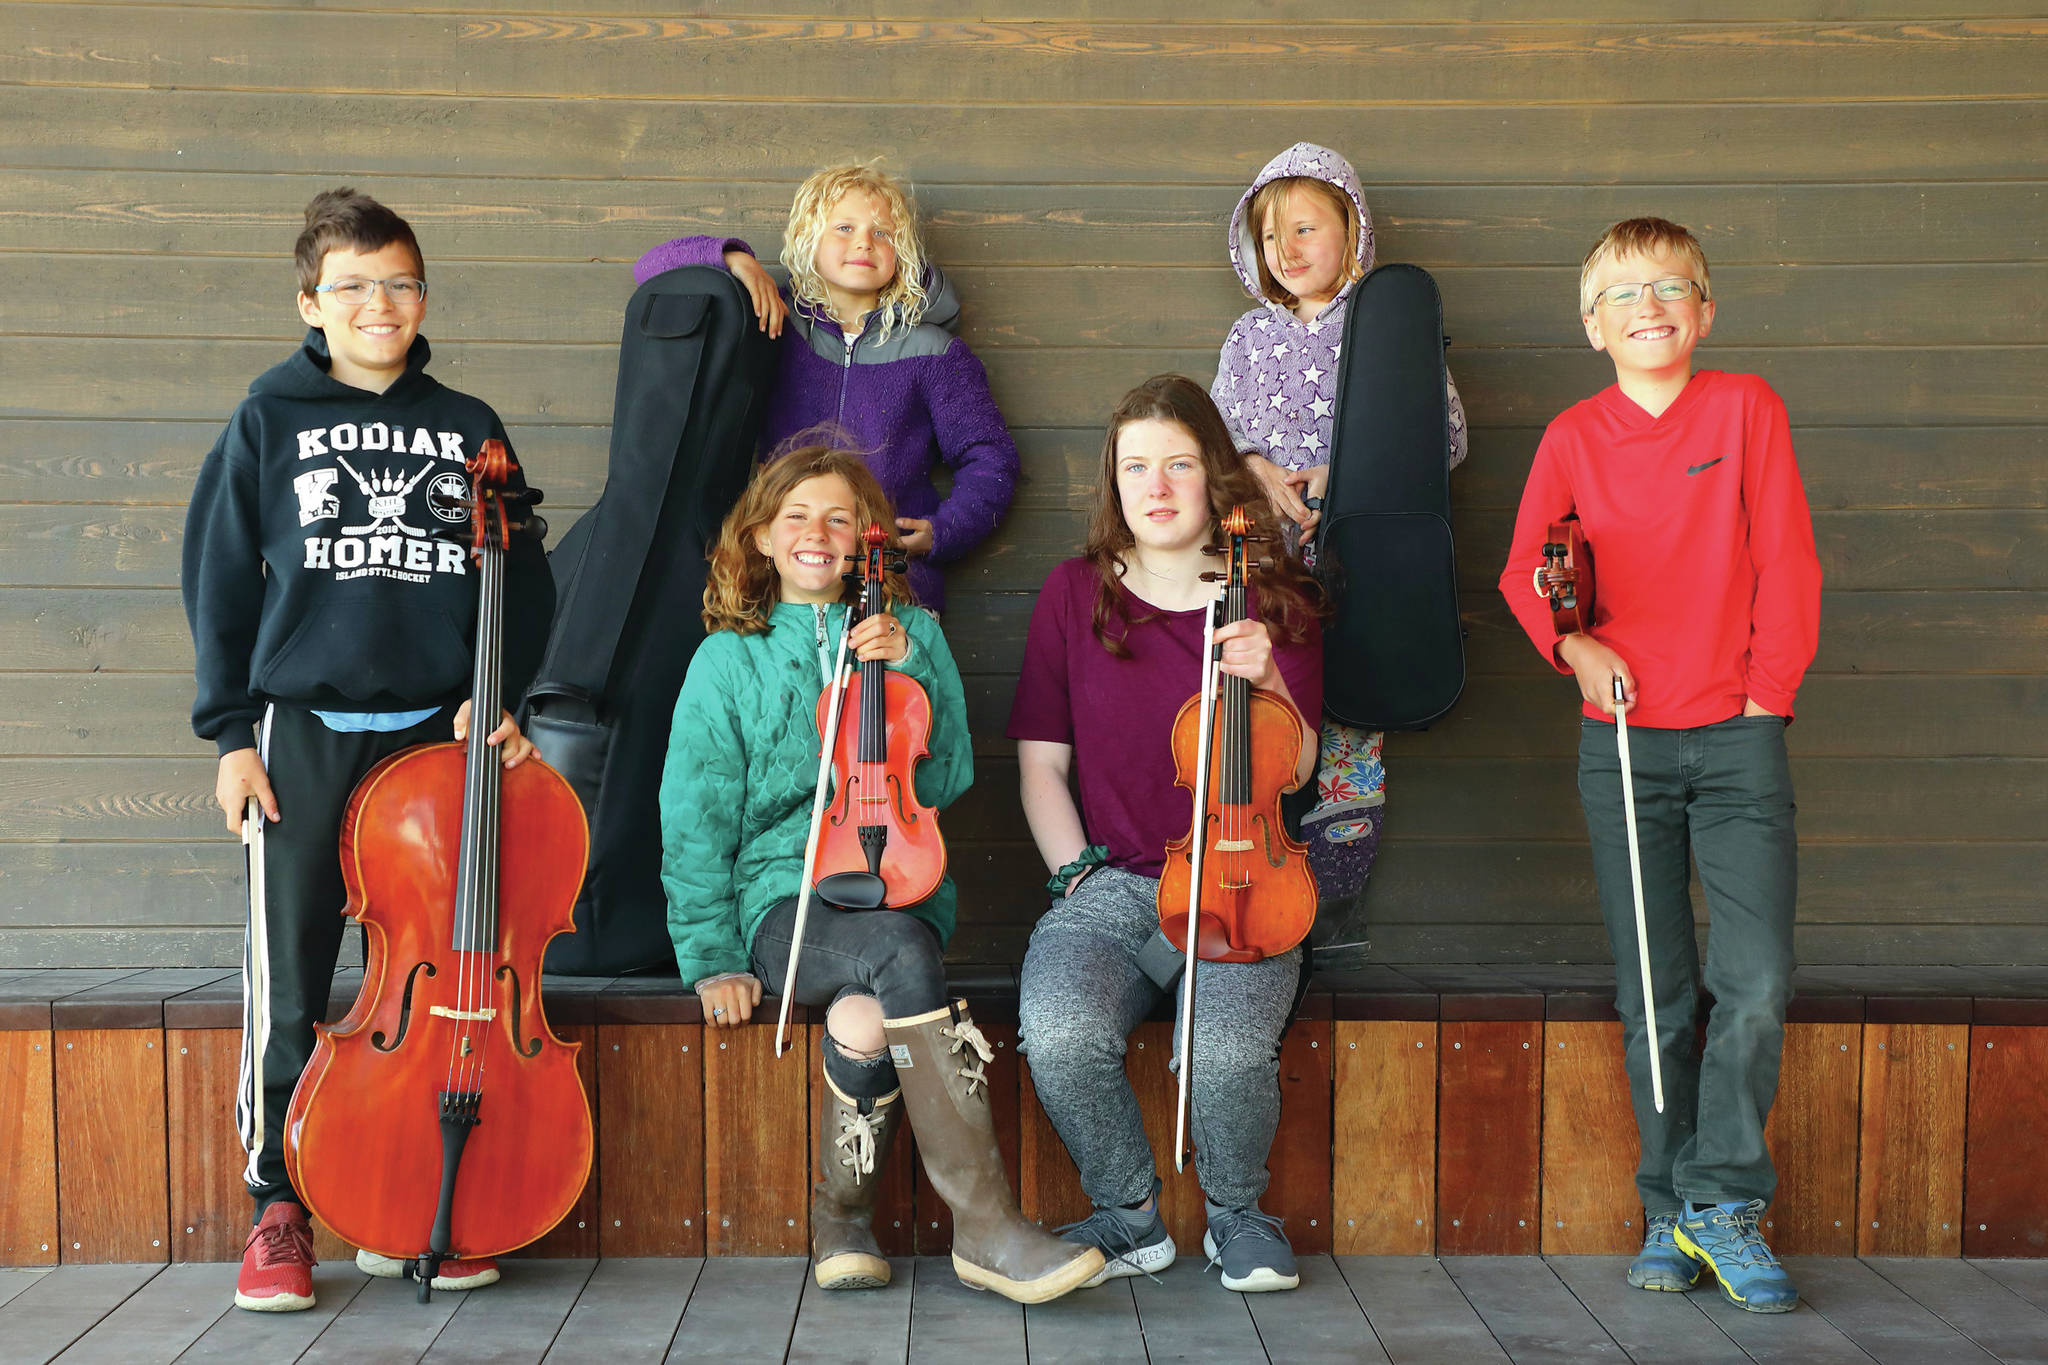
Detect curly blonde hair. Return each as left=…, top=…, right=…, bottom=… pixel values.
left=780, top=160, right=929, bottom=343
left=702, top=446, right=911, bottom=635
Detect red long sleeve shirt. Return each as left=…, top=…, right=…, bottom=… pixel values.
left=1499, top=370, right=1821, bottom=728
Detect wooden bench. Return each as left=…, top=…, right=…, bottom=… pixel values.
left=2, top=964, right=2043, bottom=1268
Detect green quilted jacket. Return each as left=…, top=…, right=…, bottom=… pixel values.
left=657, top=600, right=973, bottom=985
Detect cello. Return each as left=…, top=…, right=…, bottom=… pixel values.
left=774, top=520, right=946, bottom=1054
left=284, top=439, right=594, bottom=1298
left=1156, top=506, right=1317, bottom=1166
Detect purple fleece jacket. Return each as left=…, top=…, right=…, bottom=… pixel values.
left=634, top=237, right=1018, bottom=612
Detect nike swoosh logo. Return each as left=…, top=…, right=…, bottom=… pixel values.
left=1687, top=457, right=1726, bottom=476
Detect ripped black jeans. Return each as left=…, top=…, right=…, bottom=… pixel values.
left=749, top=898, right=948, bottom=1100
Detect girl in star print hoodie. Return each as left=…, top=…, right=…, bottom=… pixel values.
left=1209, top=141, right=1468, bottom=902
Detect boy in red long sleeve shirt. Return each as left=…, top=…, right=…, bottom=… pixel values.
left=1500, top=219, right=1820, bottom=1313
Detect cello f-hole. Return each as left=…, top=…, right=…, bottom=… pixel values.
left=497, top=963, right=544, bottom=1059
left=371, top=959, right=436, bottom=1052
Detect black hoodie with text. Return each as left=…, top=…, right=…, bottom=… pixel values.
left=183, top=329, right=554, bottom=755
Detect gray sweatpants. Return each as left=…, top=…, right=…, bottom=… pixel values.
left=1018, top=866, right=1301, bottom=1210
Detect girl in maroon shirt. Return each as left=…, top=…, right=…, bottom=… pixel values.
left=1008, top=374, right=1323, bottom=1294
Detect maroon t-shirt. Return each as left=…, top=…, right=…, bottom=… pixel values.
left=1007, top=556, right=1324, bottom=877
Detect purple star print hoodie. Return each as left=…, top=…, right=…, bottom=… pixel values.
left=634, top=237, right=1017, bottom=612
left=1211, top=143, right=1467, bottom=474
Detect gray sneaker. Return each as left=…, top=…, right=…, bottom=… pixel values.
left=1202, top=1202, right=1298, bottom=1293
left=1055, top=1198, right=1176, bottom=1287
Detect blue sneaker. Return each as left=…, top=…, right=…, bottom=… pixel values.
left=1673, top=1199, right=1797, bottom=1313
left=1627, top=1211, right=1704, bottom=1291
left=1201, top=1202, right=1298, bottom=1293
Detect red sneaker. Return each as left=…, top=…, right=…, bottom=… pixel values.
left=236, top=1202, right=317, bottom=1312
left=355, top=1248, right=501, bottom=1290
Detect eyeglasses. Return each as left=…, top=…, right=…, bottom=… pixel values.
left=313, top=277, right=427, bottom=306
left=1592, top=277, right=1706, bottom=309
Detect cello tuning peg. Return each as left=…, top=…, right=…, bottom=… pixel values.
left=1199, top=570, right=1227, bottom=583
left=1241, top=533, right=1275, bottom=544
left=1200, top=544, right=1227, bottom=556
left=1255, top=557, right=1275, bottom=572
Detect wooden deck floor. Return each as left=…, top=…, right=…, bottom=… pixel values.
left=4, top=1255, right=2045, bottom=1364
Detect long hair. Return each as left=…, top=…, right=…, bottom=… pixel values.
left=702, top=446, right=911, bottom=635
left=1082, top=375, right=1322, bottom=656
left=1246, top=177, right=1363, bottom=311
left=780, top=160, right=929, bottom=343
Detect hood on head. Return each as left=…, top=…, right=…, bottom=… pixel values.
left=1228, top=142, right=1374, bottom=310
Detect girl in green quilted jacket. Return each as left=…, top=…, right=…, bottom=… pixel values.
left=657, top=446, right=1101, bottom=1306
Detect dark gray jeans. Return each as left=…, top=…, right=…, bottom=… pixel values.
left=1018, top=866, right=1301, bottom=1210
left=1578, top=714, right=1797, bottom=1214
left=750, top=898, right=948, bottom=1099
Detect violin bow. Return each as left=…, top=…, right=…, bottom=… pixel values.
left=1612, top=675, right=1665, bottom=1113
left=775, top=603, right=859, bottom=1059
left=1173, top=592, right=1225, bottom=1171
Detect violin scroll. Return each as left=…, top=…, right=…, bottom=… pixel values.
left=1533, top=517, right=1596, bottom=636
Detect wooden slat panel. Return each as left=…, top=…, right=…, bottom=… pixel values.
left=16, top=255, right=2048, bottom=352
left=596, top=1022, right=704, bottom=1257
left=54, top=1027, right=168, bottom=1262
left=0, top=1030, right=57, bottom=1264
left=1539, top=1019, right=1639, bottom=1255
left=1961, top=1025, right=2048, bottom=1257
left=46, top=0, right=2048, bottom=21
left=6, top=171, right=2042, bottom=269
left=1015, top=1059, right=1090, bottom=1230
left=9, top=584, right=2041, bottom=680
left=1763, top=1021, right=1860, bottom=1256
left=12, top=90, right=2046, bottom=188
left=10, top=337, right=2048, bottom=431
left=1332, top=1019, right=1435, bottom=1255
left=6, top=415, right=2045, bottom=521
left=1268, top=1016, right=1333, bottom=1255
left=16, top=499, right=2048, bottom=593
left=518, top=1023, right=599, bottom=1258
left=701, top=1024, right=807, bottom=1254
left=19, top=11, right=2046, bottom=105
left=165, top=1027, right=245, bottom=1263
left=1436, top=1019, right=1541, bottom=1255
left=1857, top=1021, right=1968, bottom=1256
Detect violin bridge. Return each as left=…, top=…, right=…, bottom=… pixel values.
left=1212, top=838, right=1255, bottom=853
left=429, top=1005, right=498, bottom=1022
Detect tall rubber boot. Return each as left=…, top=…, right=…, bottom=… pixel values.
left=884, top=1001, right=1104, bottom=1303
left=812, top=1077, right=903, bottom=1290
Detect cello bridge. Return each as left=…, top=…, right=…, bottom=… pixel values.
left=429, top=1005, right=497, bottom=1022
left=1212, top=838, right=1255, bottom=853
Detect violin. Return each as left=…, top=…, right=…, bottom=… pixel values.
left=810, top=521, right=946, bottom=910
left=1156, top=507, right=1317, bottom=966
left=284, top=439, right=593, bottom=1300
left=1532, top=515, right=1596, bottom=635
left=773, top=521, right=945, bottom=1054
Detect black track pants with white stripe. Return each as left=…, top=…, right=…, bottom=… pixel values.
left=239, top=703, right=454, bottom=1222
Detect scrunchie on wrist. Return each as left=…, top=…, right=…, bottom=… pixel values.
left=1044, top=844, right=1109, bottom=898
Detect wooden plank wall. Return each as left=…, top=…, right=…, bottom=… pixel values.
left=0, top=1, right=2042, bottom=967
